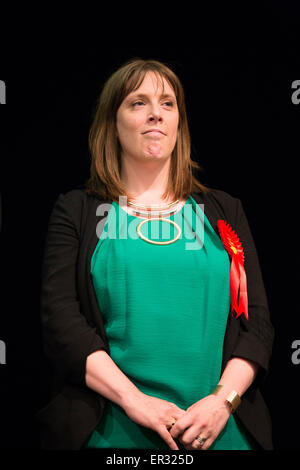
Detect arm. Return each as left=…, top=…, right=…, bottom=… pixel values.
left=40, top=192, right=109, bottom=385
left=85, top=350, right=186, bottom=450
left=42, top=192, right=185, bottom=449
left=170, top=357, right=259, bottom=450
left=85, top=350, right=141, bottom=406
left=217, top=356, right=259, bottom=398
left=170, top=196, right=273, bottom=450
left=228, top=198, right=274, bottom=378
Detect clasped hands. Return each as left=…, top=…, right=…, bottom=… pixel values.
left=123, top=390, right=231, bottom=451
left=167, top=394, right=231, bottom=451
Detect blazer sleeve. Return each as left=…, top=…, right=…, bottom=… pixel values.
left=229, top=198, right=274, bottom=377
left=40, top=192, right=108, bottom=386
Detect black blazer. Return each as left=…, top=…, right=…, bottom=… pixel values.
left=36, top=187, right=274, bottom=450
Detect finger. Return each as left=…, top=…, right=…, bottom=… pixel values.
left=190, top=434, right=214, bottom=451
left=175, top=408, right=187, bottom=418
left=169, top=419, right=190, bottom=439
left=199, top=437, right=214, bottom=451
left=179, top=426, right=208, bottom=446
left=189, top=438, right=206, bottom=450
left=170, top=408, right=186, bottom=426
left=158, top=426, right=180, bottom=451
left=184, top=441, right=201, bottom=451
left=170, top=427, right=186, bottom=439
left=166, top=416, right=177, bottom=430
left=178, top=431, right=196, bottom=446
left=165, top=410, right=185, bottom=430
left=168, top=406, right=186, bottom=421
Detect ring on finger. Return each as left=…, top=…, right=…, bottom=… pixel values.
left=195, top=435, right=207, bottom=447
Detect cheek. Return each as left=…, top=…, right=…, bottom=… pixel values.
left=168, top=115, right=179, bottom=141
left=166, top=112, right=179, bottom=133
left=166, top=117, right=179, bottom=151
left=173, top=114, right=180, bottom=131
left=117, top=113, right=143, bottom=137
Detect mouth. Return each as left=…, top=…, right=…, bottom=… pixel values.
left=142, top=129, right=166, bottom=136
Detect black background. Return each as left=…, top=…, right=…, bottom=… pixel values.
left=1, top=6, right=300, bottom=452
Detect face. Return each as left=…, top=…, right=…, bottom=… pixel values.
left=116, top=71, right=179, bottom=161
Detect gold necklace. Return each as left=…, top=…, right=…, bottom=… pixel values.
left=128, top=199, right=179, bottom=210
left=128, top=199, right=182, bottom=245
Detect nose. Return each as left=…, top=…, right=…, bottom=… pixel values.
left=148, top=105, right=162, bottom=123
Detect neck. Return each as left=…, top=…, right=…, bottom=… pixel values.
left=120, top=154, right=174, bottom=204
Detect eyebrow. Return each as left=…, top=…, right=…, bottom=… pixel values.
left=127, top=92, right=176, bottom=101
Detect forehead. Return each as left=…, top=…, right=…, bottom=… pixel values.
left=127, top=71, right=176, bottom=97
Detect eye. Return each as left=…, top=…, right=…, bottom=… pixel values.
left=162, top=101, right=174, bottom=107
left=132, top=101, right=144, bottom=107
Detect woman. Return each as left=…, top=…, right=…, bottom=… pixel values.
left=37, top=59, right=274, bottom=450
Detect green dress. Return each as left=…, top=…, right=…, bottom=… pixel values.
left=85, top=195, right=256, bottom=450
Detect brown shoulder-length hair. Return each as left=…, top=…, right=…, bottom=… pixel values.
left=85, top=58, right=208, bottom=203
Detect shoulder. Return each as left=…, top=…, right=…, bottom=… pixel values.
left=55, top=186, right=103, bottom=212
left=51, top=188, right=86, bottom=223
left=57, top=186, right=87, bottom=205
left=54, top=186, right=110, bottom=228
left=50, top=187, right=98, bottom=231
left=195, top=187, right=242, bottom=222
left=204, top=187, right=241, bottom=205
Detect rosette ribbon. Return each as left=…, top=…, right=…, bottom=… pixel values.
left=217, top=220, right=248, bottom=320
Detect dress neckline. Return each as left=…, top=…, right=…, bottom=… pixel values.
left=115, top=197, right=190, bottom=218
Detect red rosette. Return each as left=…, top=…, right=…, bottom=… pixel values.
left=217, top=220, right=248, bottom=320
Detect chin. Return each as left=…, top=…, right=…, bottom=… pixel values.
left=144, top=155, right=168, bottom=161
left=143, top=149, right=169, bottom=159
